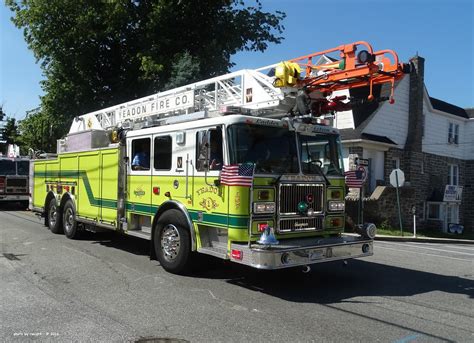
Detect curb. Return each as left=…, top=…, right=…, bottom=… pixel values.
left=374, top=235, right=474, bottom=245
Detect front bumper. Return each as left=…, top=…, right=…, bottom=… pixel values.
left=230, top=235, right=373, bottom=269
left=0, top=194, right=29, bottom=202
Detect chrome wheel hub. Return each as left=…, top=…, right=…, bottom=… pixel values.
left=64, top=207, right=74, bottom=233
left=49, top=203, right=57, bottom=227
left=161, top=224, right=181, bottom=262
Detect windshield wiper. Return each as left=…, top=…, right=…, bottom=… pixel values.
left=310, top=160, right=331, bottom=186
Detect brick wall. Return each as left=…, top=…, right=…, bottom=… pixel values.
left=464, top=160, right=474, bottom=230
left=352, top=151, right=472, bottom=232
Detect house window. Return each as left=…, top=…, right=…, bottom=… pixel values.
left=391, top=157, right=400, bottom=170
left=427, top=202, right=442, bottom=220
left=448, top=123, right=459, bottom=144
left=448, top=164, right=459, bottom=186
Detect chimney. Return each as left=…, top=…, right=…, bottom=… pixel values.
left=402, top=56, right=425, bottom=184
left=405, top=55, right=425, bottom=152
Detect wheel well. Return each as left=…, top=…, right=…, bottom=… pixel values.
left=44, top=192, right=56, bottom=220
left=59, top=193, right=74, bottom=209
left=150, top=201, right=196, bottom=260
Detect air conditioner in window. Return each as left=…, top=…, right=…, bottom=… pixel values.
left=448, top=137, right=455, bottom=144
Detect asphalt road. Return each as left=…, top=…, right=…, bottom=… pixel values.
left=1, top=206, right=473, bottom=343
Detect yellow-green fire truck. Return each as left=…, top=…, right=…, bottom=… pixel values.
left=31, top=41, right=408, bottom=273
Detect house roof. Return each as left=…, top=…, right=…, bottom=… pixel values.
left=465, top=108, right=474, bottom=118
left=429, top=97, right=469, bottom=119
left=339, top=129, right=397, bottom=146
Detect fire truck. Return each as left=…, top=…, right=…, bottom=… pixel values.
left=0, top=156, right=30, bottom=208
left=31, top=41, right=409, bottom=273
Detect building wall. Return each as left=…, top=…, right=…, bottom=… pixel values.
left=464, top=119, right=474, bottom=159
left=332, top=89, right=354, bottom=129
left=422, top=102, right=467, bottom=159
left=363, top=149, right=385, bottom=190
left=340, top=55, right=473, bottom=231
left=464, top=160, right=474, bottom=230
left=363, top=76, right=410, bottom=147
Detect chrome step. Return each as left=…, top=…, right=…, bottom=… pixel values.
left=198, top=241, right=228, bottom=259
left=125, top=229, right=151, bottom=240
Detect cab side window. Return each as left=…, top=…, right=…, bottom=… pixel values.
left=196, top=127, right=223, bottom=171
left=154, top=136, right=172, bottom=170
left=131, top=138, right=151, bottom=171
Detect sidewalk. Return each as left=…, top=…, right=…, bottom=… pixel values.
left=374, top=234, right=474, bottom=245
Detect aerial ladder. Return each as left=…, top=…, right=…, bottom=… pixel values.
left=69, top=41, right=410, bottom=135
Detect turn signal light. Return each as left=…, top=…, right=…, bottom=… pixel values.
left=153, top=187, right=160, bottom=195
left=257, top=223, right=268, bottom=232
left=330, top=218, right=342, bottom=227
left=231, top=249, right=243, bottom=260
left=258, top=190, right=270, bottom=200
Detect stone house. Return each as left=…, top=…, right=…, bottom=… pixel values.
left=331, top=56, right=473, bottom=232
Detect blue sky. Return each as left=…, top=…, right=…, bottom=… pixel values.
left=1, top=0, right=473, bottom=120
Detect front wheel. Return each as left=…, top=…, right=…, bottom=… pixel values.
left=63, top=200, right=80, bottom=239
left=47, top=198, right=63, bottom=234
left=154, top=209, right=191, bottom=274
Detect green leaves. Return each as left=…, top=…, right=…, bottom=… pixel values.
left=6, top=0, right=285, bottom=152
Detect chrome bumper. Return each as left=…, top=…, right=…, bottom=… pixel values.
left=230, top=235, right=373, bottom=269
left=0, top=194, right=29, bottom=201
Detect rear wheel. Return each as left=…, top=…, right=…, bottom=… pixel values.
left=47, top=198, right=63, bottom=234
left=154, top=209, right=191, bottom=274
left=62, top=200, right=79, bottom=239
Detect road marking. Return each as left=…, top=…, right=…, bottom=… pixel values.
left=402, top=242, right=474, bottom=252
left=378, top=242, right=474, bottom=256
left=377, top=246, right=473, bottom=262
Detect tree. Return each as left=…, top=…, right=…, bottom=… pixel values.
left=0, top=106, right=21, bottom=155
left=17, top=109, right=59, bottom=154
left=6, top=0, right=286, bottom=149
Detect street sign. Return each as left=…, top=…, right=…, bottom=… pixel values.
left=390, top=169, right=405, bottom=188
left=389, top=168, right=405, bottom=234
left=356, top=158, right=369, bottom=166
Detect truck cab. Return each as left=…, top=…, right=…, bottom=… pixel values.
left=0, top=157, right=30, bottom=208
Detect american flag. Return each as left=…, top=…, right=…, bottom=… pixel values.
left=344, top=169, right=364, bottom=188
left=220, top=164, right=254, bottom=187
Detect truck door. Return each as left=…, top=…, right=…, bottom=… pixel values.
left=194, top=127, right=227, bottom=225
left=151, top=134, right=174, bottom=212
left=128, top=137, right=152, bottom=221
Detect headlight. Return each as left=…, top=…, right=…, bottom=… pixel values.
left=253, top=202, right=275, bottom=214
left=328, top=200, right=345, bottom=212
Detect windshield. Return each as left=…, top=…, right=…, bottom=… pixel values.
left=0, top=160, right=16, bottom=175
left=228, top=123, right=299, bottom=174
left=17, top=161, right=29, bottom=175
left=299, top=133, right=344, bottom=176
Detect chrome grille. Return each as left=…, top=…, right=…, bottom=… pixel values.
left=278, top=217, right=323, bottom=233
left=6, top=178, right=27, bottom=187
left=279, top=183, right=324, bottom=215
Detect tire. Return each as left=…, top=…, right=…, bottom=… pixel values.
left=21, top=201, right=29, bottom=210
left=154, top=209, right=191, bottom=274
left=47, top=198, right=63, bottom=234
left=62, top=199, right=80, bottom=239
